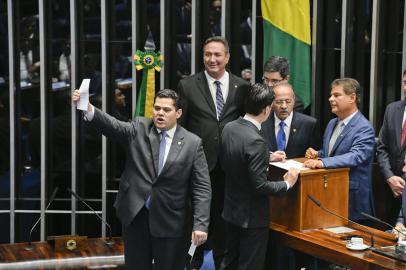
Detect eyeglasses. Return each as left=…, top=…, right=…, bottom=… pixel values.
left=262, top=76, right=285, bottom=85
left=274, top=99, right=293, bottom=105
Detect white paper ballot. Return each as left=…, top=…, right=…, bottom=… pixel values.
left=323, top=226, right=355, bottom=234
left=270, top=159, right=309, bottom=171
left=76, top=79, right=90, bottom=111
left=188, top=242, right=197, bottom=258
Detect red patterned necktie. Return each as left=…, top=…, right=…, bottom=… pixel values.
left=401, top=121, right=406, bottom=146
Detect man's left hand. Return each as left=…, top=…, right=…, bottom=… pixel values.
left=191, top=231, right=207, bottom=246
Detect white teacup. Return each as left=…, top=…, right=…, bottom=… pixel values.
left=350, top=237, right=363, bottom=247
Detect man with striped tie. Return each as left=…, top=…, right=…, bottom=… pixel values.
left=177, top=36, right=248, bottom=269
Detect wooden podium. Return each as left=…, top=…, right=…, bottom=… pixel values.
left=268, top=159, right=349, bottom=231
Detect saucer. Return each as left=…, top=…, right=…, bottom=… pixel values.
left=346, top=243, right=370, bottom=251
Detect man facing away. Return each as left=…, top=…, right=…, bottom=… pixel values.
left=177, top=36, right=248, bottom=269
left=304, top=78, right=375, bottom=222
left=261, top=82, right=321, bottom=162
left=220, top=83, right=299, bottom=270
left=72, top=89, right=211, bottom=270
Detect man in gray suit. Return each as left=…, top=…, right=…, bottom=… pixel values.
left=177, top=36, right=248, bottom=269
left=220, top=83, right=299, bottom=270
left=72, top=89, right=211, bottom=270
left=377, top=70, right=406, bottom=224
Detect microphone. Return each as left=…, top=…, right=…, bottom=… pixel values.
left=67, top=188, right=114, bottom=246
left=307, top=194, right=375, bottom=248
left=26, top=187, right=59, bottom=250
left=360, top=212, right=406, bottom=240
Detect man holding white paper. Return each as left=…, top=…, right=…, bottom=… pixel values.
left=73, top=88, right=211, bottom=270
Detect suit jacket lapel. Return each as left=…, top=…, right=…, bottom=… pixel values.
left=325, top=118, right=338, bottom=156
left=396, top=101, right=405, bottom=150
left=330, top=112, right=360, bottom=155
left=286, top=113, right=298, bottom=151
left=160, top=126, right=185, bottom=175
left=267, top=115, right=277, bottom=150
left=148, top=126, right=160, bottom=178
left=197, top=72, right=217, bottom=116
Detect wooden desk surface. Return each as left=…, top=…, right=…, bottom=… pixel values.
left=0, top=237, right=124, bottom=269
left=270, top=222, right=406, bottom=270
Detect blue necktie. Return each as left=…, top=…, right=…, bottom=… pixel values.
left=276, top=121, right=286, bottom=151
left=214, top=81, right=224, bottom=118
left=146, top=131, right=167, bottom=209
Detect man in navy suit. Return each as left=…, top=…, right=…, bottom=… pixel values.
left=304, top=78, right=375, bottom=222
left=377, top=70, right=406, bottom=224
left=261, top=82, right=321, bottom=161
left=73, top=89, right=211, bottom=270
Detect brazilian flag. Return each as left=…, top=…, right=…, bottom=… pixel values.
left=262, top=0, right=311, bottom=107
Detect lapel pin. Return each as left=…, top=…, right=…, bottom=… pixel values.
left=234, top=85, right=238, bottom=88
left=178, top=141, right=182, bottom=145
left=293, top=128, right=297, bottom=133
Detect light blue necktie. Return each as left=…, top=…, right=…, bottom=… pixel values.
left=276, top=121, right=286, bottom=151
left=146, top=131, right=167, bottom=209
left=214, top=81, right=224, bottom=118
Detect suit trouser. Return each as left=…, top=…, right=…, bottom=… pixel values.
left=123, top=207, right=188, bottom=270
left=190, top=164, right=226, bottom=269
left=220, top=221, right=268, bottom=270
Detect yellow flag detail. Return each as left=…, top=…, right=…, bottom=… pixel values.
left=262, top=0, right=311, bottom=45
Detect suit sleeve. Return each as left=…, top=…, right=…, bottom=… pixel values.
left=176, top=80, right=189, bottom=127
left=320, top=124, right=375, bottom=169
left=246, top=138, right=287, bottom=195
left=190, top=140, right=211, bottom=232
left=376, top=106, right=395, bottom=180
left=90, top=107, right=137, bottom=143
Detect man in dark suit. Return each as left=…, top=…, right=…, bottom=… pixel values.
left=261, top=82, right=320, bottom=161
left=220, top=83, right=299, bottom=270
left=262, top=56, right=304, bottom=112
left=72, top=89, right=211, bottom=270
left=177, top=36, right=248, bottom=269
left=304, top=78, right=375, bottom=222
left=376, top=70, right=406, bottom=224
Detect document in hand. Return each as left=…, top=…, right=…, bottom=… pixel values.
left=76, top=79, right=90, bottom=111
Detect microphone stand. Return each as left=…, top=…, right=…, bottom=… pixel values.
left=67, top=188, right=114, bottom=247
left=307, top=194, right=375, bottom=248
left=360, top=212, right=406, bottom=241
left=26, top=187, right=59, bottom=251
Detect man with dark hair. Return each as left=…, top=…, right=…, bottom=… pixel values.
left=263, top=56, right=304, bottom=112
left=377, top=70, right=406, bottom=224
left=72, top=88, right=211, bottom=270
left=220, top=83, right=299, bottom=270
left=177, top=36, right=248, bottom=269
left=262, top=82, right=321, bottom=161
left=304, top=78, right=375, bottom=222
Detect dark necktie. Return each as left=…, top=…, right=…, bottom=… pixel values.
left=158, top=131, right=167, bottom=175
left=146, top=131, right=167, bottom=209
left=276, top=121, right=286, bottom=151
left=214, top=81, right=224, bottom=118
left=401, top=121, right=406, bottom=146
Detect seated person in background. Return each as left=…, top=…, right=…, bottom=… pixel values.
left=304, top=78, right=375, bottom=223
left=261, top=82, right=321, bottom=162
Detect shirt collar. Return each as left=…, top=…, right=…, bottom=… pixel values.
left=243, top=115, right=262, bottom=130
left=156, top=124, right=177, bottom=139
left=204, top=70, right=229, bottom=85
left=340, top=110, right=358, bottom=126
left=274, top=112, right=293, bottom=128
